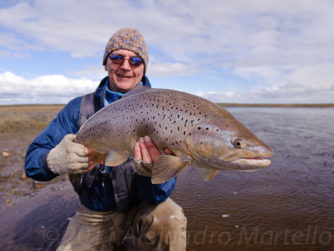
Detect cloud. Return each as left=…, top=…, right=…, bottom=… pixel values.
left=2, top=69, right=332, bottom=105
left=70, top=66, right=106, bottom=80
left=233, top=63, right=334, bottom=91
left=148, top=62, right=199, bottom=77
left=0, top=0, right=334, bottom=103
left=197, top=83, right=334, bottom=103
left=200, top=62, right=334, bottom=103
left=197, top=69, right=334, bottom=104
left=0, top=71, right=96, bottom=104
left=1, top=0, right=333, bottom=64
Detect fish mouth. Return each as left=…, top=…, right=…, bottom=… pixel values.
left=230, top=157, right=271, bottom=168
left=224, top=148, right=273, bottom=169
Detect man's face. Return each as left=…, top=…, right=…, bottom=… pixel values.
left=104, top=49, right=145, bottom=93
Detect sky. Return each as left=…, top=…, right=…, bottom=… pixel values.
left=0, top=0, right=334, bottom=104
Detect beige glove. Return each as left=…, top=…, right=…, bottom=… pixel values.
left=47, top=134, right=89, bottom=174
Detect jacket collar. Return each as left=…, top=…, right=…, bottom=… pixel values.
left=94, top=75, right=152, bottom=110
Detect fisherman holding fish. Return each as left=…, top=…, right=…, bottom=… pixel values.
left=25, top=28, right=187, bottom=250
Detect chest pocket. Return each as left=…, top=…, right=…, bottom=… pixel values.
left=109, top=158, right=139, bottom=212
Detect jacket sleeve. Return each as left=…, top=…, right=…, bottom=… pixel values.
left=135, top=175, right=177, bottom=205
left=25, top=97, right=82, bottom=181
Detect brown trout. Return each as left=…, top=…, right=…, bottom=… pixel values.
left=75, top=87, right=273, bottom=184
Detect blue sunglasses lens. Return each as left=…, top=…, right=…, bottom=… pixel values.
left=129, top=57, right=143, bottom=66
left=109, top=54, right=124, bottom=64
left=109, top=54, right=143, bottom=66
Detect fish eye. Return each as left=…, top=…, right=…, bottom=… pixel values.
left=233, top=138, right=243, bottom=149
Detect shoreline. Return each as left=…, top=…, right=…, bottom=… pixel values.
left=1, top=103, right=334, bottom=108
left=219, top=103, right=334, bottom=107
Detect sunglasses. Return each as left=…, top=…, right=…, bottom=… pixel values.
left=109, top=54, right=143, bottom=67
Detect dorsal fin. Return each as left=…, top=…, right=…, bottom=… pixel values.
left=123, top=85, right=150, bottom=98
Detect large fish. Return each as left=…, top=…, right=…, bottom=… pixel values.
left=75, top=87, right=273, bottom=184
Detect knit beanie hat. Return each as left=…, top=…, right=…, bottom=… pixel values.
left=103, top=28, right=148, bottom=73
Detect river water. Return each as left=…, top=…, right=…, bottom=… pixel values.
left=1, top=107, right=334, bottom=250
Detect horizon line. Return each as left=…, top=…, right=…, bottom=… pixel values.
left=1, top=103, right=334, bottom=108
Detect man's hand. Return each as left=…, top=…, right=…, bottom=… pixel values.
left=47, top=134, right=90, bottom=175
left=134, top=135, right=172, bottom=177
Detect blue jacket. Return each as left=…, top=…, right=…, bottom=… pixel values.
left=25, top=76, right=176, bottom=212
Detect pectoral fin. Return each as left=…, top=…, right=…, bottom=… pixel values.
left=197, top=167, right=219, bottom=181
left=87, top=149, right=107, bottom=166
left=105, top=150, right=129, bottom=166
left=151, top=155, right=192, bottom=184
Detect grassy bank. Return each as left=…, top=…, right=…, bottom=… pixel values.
left=0, top=105, right=63, bottom=133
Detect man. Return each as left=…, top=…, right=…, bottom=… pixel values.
left=25, top=28, right=187, bottom=251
